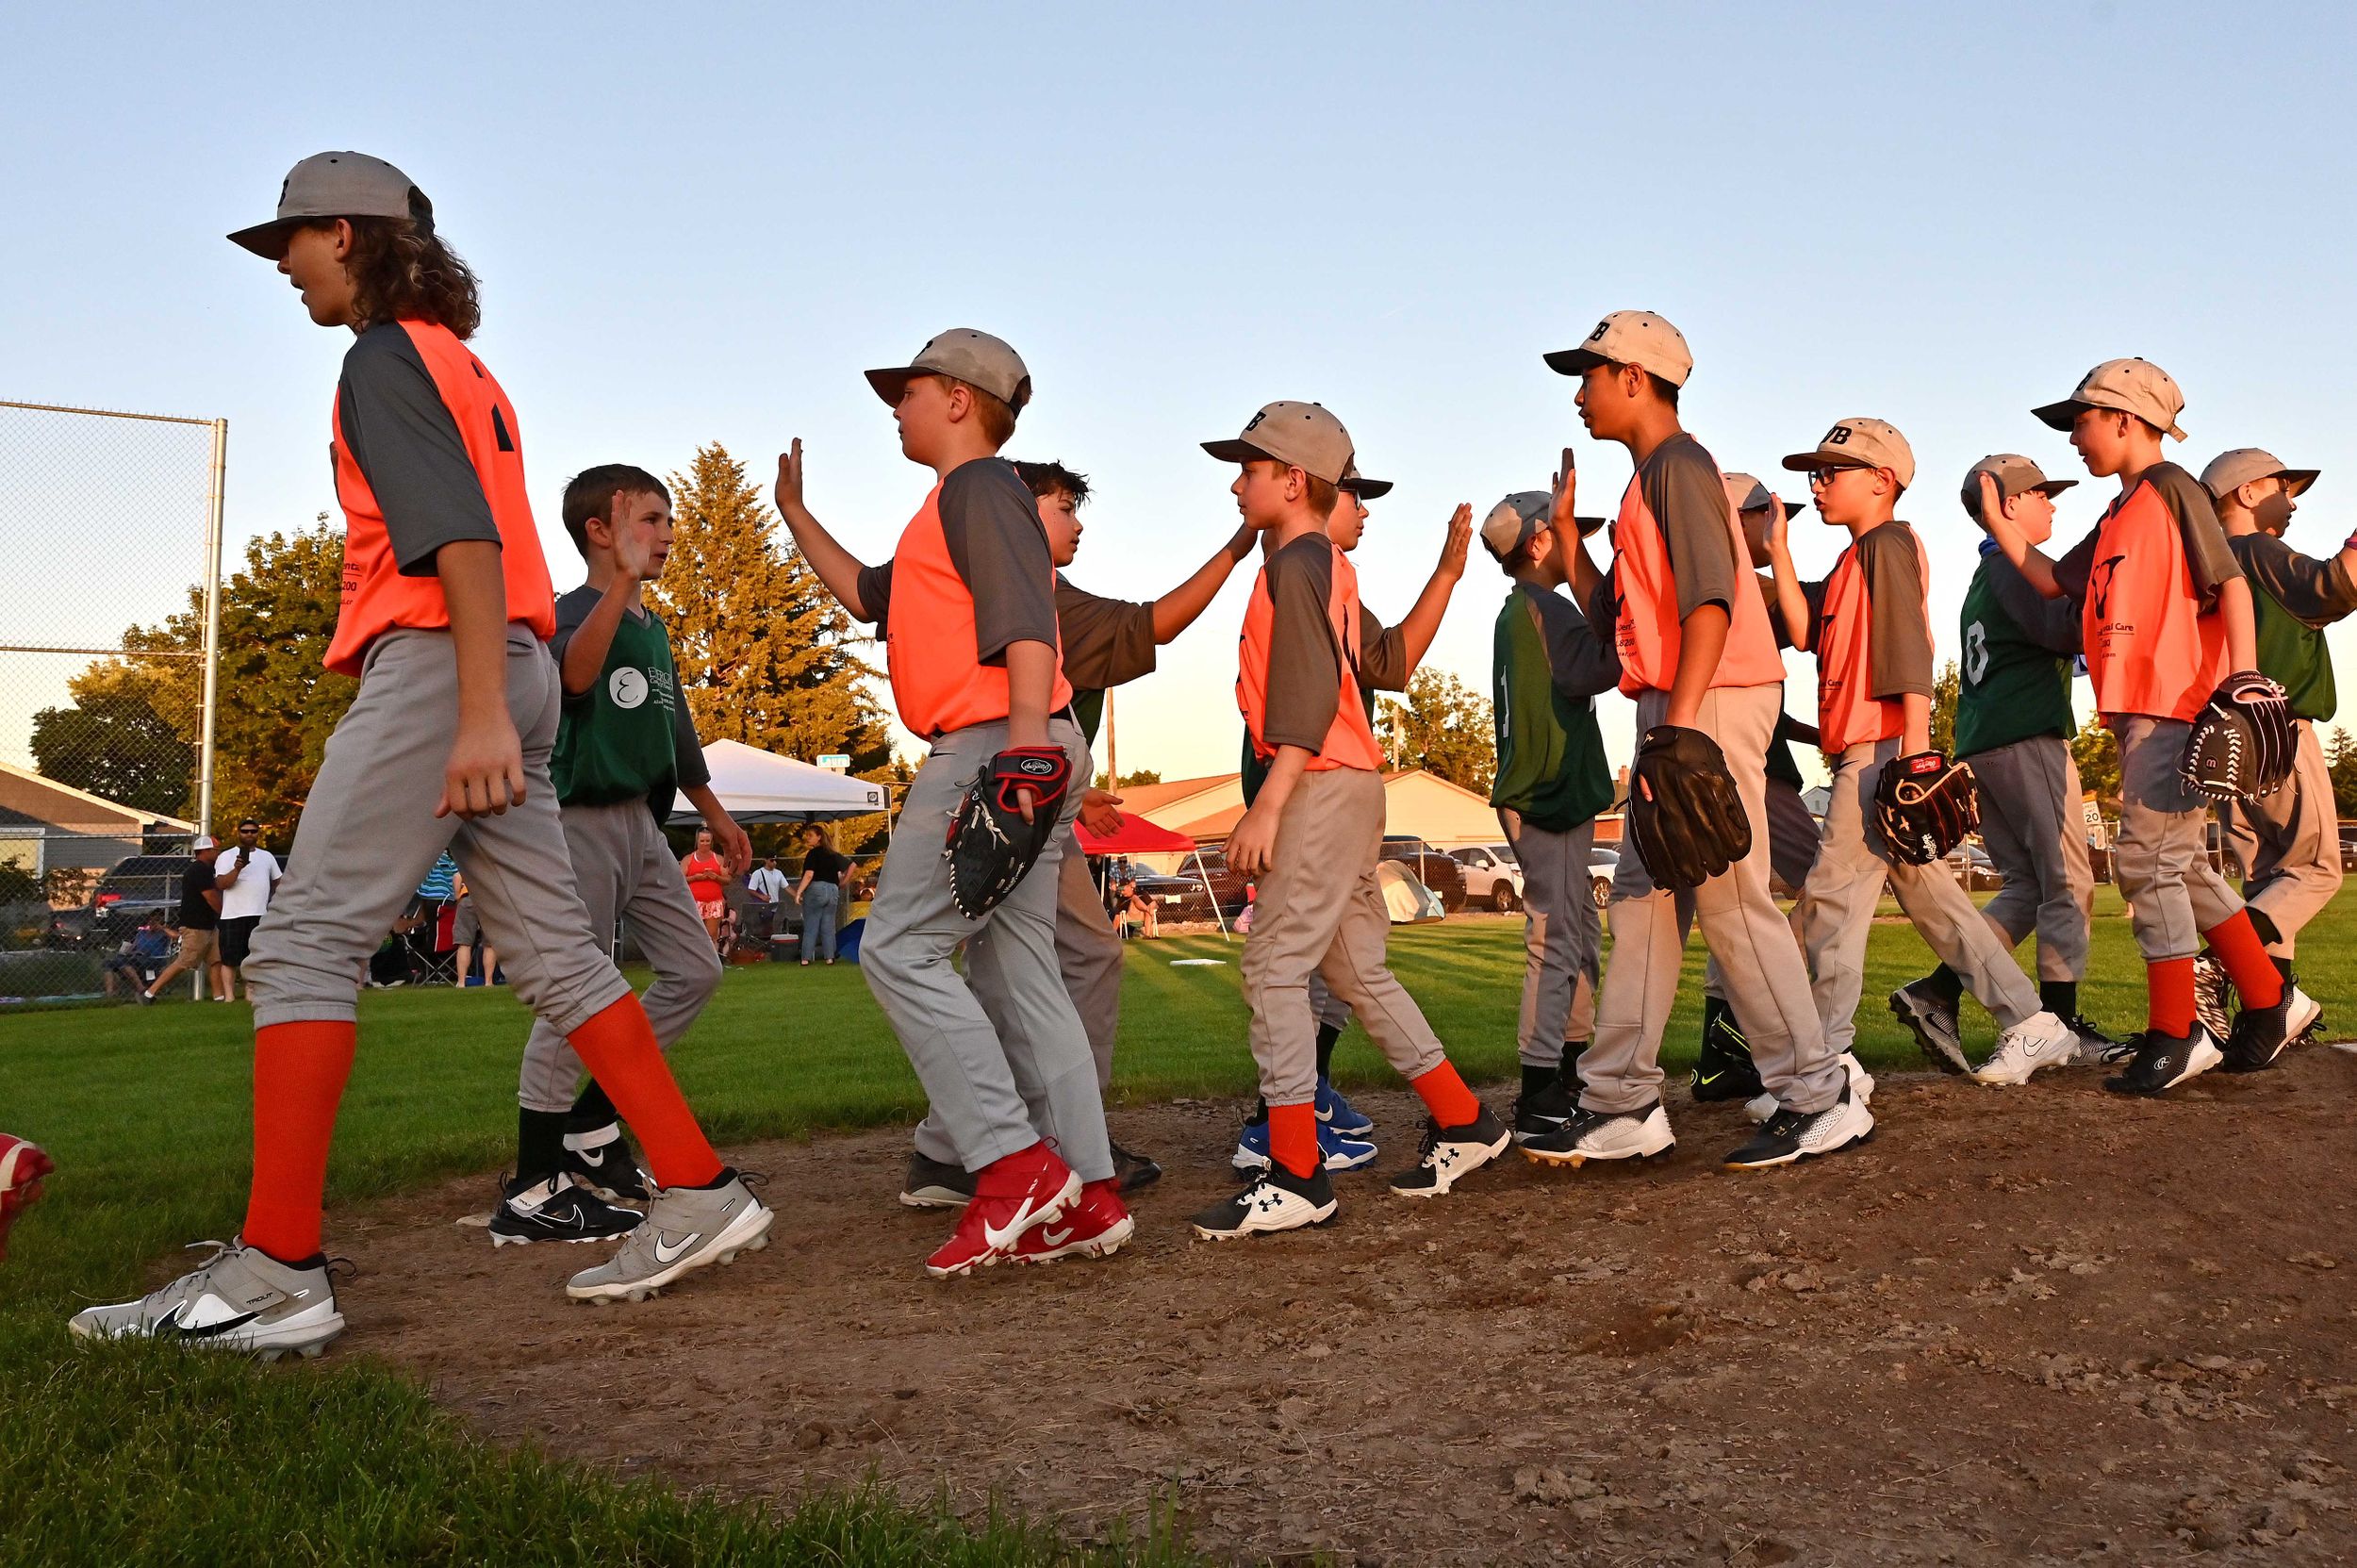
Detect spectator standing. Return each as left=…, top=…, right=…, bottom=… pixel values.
left=745, top=854, right=789, bottom=949
left=793, top=823, right=848, bottom=966
left=452, top=870, right=499, bottom=987
left=681, top=828, right=728, bottom=953
left=211, top=818, right=284, bottom=1001
left=140, top=836, right=222, bottom=1002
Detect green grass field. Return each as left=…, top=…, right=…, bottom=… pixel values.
left=3, top=891, right=2348, bottom=1563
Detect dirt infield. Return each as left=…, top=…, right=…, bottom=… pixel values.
left=327, top=1048, right=2357, bottom=1565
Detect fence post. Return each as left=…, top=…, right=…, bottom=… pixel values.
left=198, top=418, right=227, bottom=838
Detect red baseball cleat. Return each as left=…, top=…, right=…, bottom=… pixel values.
left=0, top=1134, right=55, bottom=1263
left=1011, top=1179, right=1135, bottom=1265
left=924, top=1142, right=1079, bottom=1279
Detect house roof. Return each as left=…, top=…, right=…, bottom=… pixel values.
left=1110, top=773, right=1241, bottom=816
left=0, top=759, right=194, bottom=832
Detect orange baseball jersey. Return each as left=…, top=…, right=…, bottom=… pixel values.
left=1237, top=534, right=1385, bottom=773
left=325, top=320, right=556, bottom=676
left=1805, top=522, right=1935, bottom=752
left=2053, top=464, right=2241, bottom=724
left=1610, top=434, right=1786, bottom=696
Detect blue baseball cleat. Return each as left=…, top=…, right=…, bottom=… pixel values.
left=1313, top=1078, right=1375, bottom=1136
left=1233, top=1116, right=1377, bottom=1177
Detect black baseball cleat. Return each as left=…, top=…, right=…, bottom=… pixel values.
left=2191, top=952, right=2233, bottom=1048
left=1888, top=979, right=1970, bottom=1076
left=1722, top=1086, right=1874, bottom=1169
left=488, top=1171, right=641, bottom=1246
left=2102, top=1028, right=2223, bottom=1097
left=560, top=1123, right=651, bottom=1203
left=1511, top=1077, right=1574, bottom=1144
left=1110, top=1142, right=1162, bottom=1193
left=898, top=1150, right=976, bottom=1210
left=1191, top=1163, right=1337, bottom=1239
left=2220, top=980, right=2322, bottom=1074
left=1388, top=1106, right=1510, bottom=1197
left=2065, top=1015, right=2131, bottom=1065
left=1689, top=996, right=1766, bottom=1100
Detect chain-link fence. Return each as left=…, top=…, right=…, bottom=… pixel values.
left=0, top=401, right=223, bottom=1007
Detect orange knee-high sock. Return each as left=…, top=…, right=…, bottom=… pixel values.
left=2202, top=913, right=2284, bottom=1011
left=564, top=996, right=722, bottom=1190
left=242, top=1021, right=356, bottom=1263
left=2147, top=958, right=2196, bottom=1036
left=1268, top=1102, right=1320, bottom=1180
left=1409, top=1061, right=1481, bottom=1128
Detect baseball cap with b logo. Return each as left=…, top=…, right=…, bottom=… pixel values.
left=1201, top=402, right=1358, bottom=487
left=2032, top=358, right=2187, bottom=441
left=1543, top=311, right=1694, bottom=388
left=1959, top=454, right=2076, bottom=520
left=228, top=152, right=432, bottom=258
left=865, top=330, right=1032, bottom=412
left=1722, top=472, right=1804, bottom=521
left=1780, top=418, right=1916, bottom=489
left=2200, top=448, right=2319, bottom=503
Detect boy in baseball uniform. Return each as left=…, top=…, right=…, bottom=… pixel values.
left=1476, top=491, right=1621, bottom=1161
left=1194, top=403, right=1506, bottom=1238
left=1982, top=360, right=2299, bottom=1092
left=74, top=154, right=767, bottom=1357
left=1546, top=312, right=1863, bottom=1170
left=1893, top=455, right=2115, bottom=1073
left=1766, top=421, right=2074, bottom=1088
left=774, top=331, right=1131, bottom=1275
left=494, top=465, right=751, bottom=1246
left=2193, top=447, right=2349, bottom=1050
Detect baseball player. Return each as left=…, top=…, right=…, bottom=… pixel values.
left=73, top=154, right=768, bottom=1358
left=892, top=458, right=1259, bottom=1209
left=1981, top=359, right=2300, bottom=1091
left=2193, top=446, right=2349, bottom=1044
left=1545, top=312, right=1866, bottom=1170
left=1194, top=403, right=1506, bottom=1238
left=1691, top=474, right=1825, bottom=1103
left=494, top=464, right=751, bottom=1246
left=1476, top=491, right=1621, bottom=1158
left=1766, top=421, right=2076, bottom=1089
left=774, top=331, right=1132, bottom=1275
left=1893, top=455, right=2115, bottom=1074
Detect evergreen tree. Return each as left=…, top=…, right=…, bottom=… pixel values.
left=1929, top=659, right=1959, bottom=759
left=2328, top=726, right=2357, bottom=817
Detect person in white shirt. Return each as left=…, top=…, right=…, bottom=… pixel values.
left=210, top=819, right=283, bottom=1001
left=745, top=854, right=790, bottom=948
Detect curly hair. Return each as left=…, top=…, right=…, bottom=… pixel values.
left=326, top=213, right=484, bottom=339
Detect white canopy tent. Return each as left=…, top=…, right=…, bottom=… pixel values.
left=667, top=738, right=887, bottom=824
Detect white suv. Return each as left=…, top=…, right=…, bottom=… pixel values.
left=1453, top=844, right=1525, bottom=913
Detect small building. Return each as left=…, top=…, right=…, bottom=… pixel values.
left=0, top=760, right=193, bottom=901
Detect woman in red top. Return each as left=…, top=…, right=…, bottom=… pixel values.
left=680, top=828, right=729, bottom=949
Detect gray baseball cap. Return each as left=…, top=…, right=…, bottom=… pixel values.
left=1722, top=472, right=1804, bottom=521
left=1202, top=402, right=1357, bottom=487
left=1480, top=492, right=1553, bottom=558
left=865, top=329, right=1032, bottom=411
left=1960, top=454, right=2076, bottom=520
left=228, top=152, right=431, bottom=258
left=1782, top=417, right=1917, bottom=490
left=2032, top=358, right=2187, bottom=441
left=2200, top=447, right=2319, bottom=503
left=1543, top=310, right=1694, bottom=388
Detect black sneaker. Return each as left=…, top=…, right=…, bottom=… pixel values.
left=1722, top=1086, right=1874, bottom=1169
left=1110, top=1142, right=1162, bottom=1193
left=1888, top=979, right=1970, bottom=1076
left=898, top=1150, right=976, bottom=1210
left=2064, top=1015, right=2131, bottom=1065
left=1190, top=1163, right=1337, bottom=1239
left=2102, top=1029, right=2223, bottom=1097
left=1689, top=996, right=1765, bottom=1100
left=560, top=1123, right=651, bottom=1202
left=1511, top=1077, right=1574, bottom=1144
left=2220, top=978, right=2322, bottom=1073
left=1522, top=1101, right=1676, bottom=1167
left=488, top=1171, right=641, bottom=1247
left=2191, top=952, right=2233, bottom=1047
left=1388, top=1106, right=1510, bottom=1198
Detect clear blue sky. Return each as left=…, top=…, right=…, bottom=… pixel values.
left=8, top=2, right=2355, bottom=784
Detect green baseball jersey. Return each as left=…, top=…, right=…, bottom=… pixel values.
left=1954, top=549, right=2077, bottom=759
left=549, top=586, right=708, bottom=817
left=2230, top=532, right=2355, bottom=722
left=1488, top=585, right=1614, bottom=833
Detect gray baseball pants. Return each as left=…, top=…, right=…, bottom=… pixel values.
left=245, top=627, right=631, bottom=1033
left=874, top=717, right=1112, bottom=1183
left=1243, top=766, right=1447, bottom=1108
left=1966, top=734, right=2094, bottom=982
left=1798, top=737, right=2043, bottom=1056
left=2114, top=716, right=2243, bottom=962
left=1702, top=775, right=1819, bottom=1002
left=2220, top=718, right=2342, bottom=959
left=516, top=799, right=721, bottom=1114
left=1498, top=808, right=1599, bottom=1065
left=1580, top=684, right=1843, bottom=1115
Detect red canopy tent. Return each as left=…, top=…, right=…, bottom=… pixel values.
left=1075, top=814, right=1231, bottom=940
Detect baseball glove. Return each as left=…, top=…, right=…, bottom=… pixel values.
left=2181, top=670, right=2297, bottom=801
left=1627, top=725, right=1753, bottom=892
left=1872, top=751, right=1979, bottom=867
left=944, top=745, right=1074, bottom=919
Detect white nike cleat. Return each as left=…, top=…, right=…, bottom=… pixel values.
left=68, top=1239, right=344, bottom=1360
left=1746, top=1051, right=1874, bottom=1124
left=567, top=1172, right=771, bottom=1304
left=1521, top=1102, right=1675, bottom=1166
left=1972, top=1010, right=2078, bottom=1086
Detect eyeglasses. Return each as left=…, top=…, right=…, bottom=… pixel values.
left=1805, top=464, right=1866, bottom=489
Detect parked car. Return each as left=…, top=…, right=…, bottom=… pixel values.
left=1379, top=835, right=1465, bottom=912
left=1588, top=846, right=1618, bottom=907
left=1122, top=847, right=1249, bottom=923
left=2341, top=824, right=2357, bottom=874
left=1453, top=844, right=1524, bottom=912
left=87, top=854, right=193, bottom=942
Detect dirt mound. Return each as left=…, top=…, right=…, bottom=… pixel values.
left=332, top=1049, right=2357, bottom=1565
